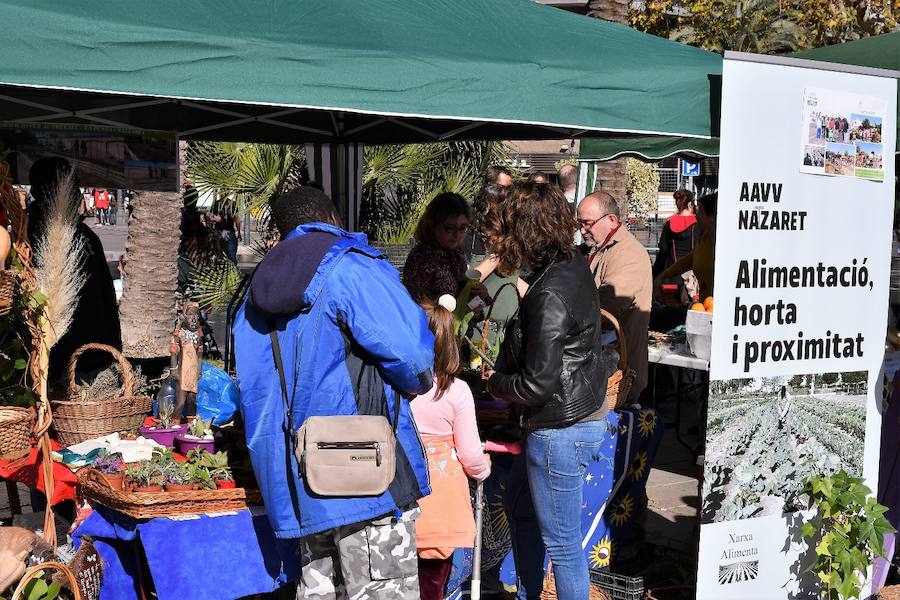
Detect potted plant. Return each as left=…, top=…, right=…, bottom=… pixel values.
left=201, top=451, right=235, bottom=489
left=125, top=462, right=163, bottom=493
left=802, top=470, right=896, bottom=599
left=92, top=452, right=125, bottom=490
left=175, top=417, right=215, bottom=454
left=188, top=463, right=217, bottom=491
left=164, top=461, right=195, bottom=492
left=138, top=392, right=184, bottom=447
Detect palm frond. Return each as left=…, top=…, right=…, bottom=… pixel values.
left=189, top=257, right=242, bottom=313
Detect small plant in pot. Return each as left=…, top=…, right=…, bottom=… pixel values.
left=201, top=451, right=235, bottom=489
left=176, top=417, right=215, bottom=455
left=126, top=462, right=163, bottom=493
left=138, top=394, right=184, bottom=447
left=164, top=461, right=196, bottom=492
left=188, top=463, right=217, bottom=491
left=92, top=452, right=125, bottom=490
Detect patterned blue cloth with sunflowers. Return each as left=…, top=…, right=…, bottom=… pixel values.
left=445, top=405, right=664, bottom=598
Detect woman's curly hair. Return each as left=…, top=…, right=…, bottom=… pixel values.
left=479, top=182, right=576, bottom=275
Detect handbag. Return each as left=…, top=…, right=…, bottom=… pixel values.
left=268, top=328, right=398, bottom=497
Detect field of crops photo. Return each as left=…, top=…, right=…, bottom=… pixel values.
left=702, top=371, right=867, bottom=524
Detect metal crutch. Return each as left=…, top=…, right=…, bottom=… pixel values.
left=471, top=479, right=485, bottom=600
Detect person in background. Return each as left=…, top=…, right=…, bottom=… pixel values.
left=234, top=186, right=434, bottom=599
left=578, top=192, right=652, bottom=404
left=93, top=187, right=110, bottom=226
left=27, top=158, right=121, bottom=382
left=557, top=163, right=578, bottom=215
left=207, top=196, right=242, bottom=264
left=113, top=255, right=126, bottom=304
left=403, top=192, right=482, bottom=304
left=411, top=296, right=491, bottom=600
left=652, top=188, right=699, bottom=303
left=107, top=190, right=118, bottom=227
left=655, top=192, right=717, bottom=300
left=483, top=182, right=608, bottom=599
left=124, top=189, right=134, bottom=222
left=483, top=165, right=513, bottom=188
left=527, top=171, right=548, bottom=184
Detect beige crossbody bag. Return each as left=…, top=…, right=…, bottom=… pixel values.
left=269, top=329, right=397, bottom=497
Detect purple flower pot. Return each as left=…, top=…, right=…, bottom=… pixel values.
left=175, top=434, right=215, bottom=455
left=139, top=424, right=187, bottom=447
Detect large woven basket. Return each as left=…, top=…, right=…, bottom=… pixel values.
left=0, top=269, right=17, bottom=316
left=0, top=407, right=34, bottom=460
left=51, top=344, right=151, bottom=447
left=78, top=468, right=262, bottom=519
left=11, top=561, right=81, bottom=600
left=600, top=308, right=635, bottom=410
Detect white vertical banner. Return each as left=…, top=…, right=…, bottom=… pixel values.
left=699, top=55, right=897, bottom=599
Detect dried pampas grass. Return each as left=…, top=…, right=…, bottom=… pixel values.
left=34, top=171, right=86, bottom=350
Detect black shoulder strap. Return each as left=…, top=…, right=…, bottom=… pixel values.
left=268, top=322, right=295, bottom=431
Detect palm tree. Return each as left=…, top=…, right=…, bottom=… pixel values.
left=119, top=190, right=182, bottom=358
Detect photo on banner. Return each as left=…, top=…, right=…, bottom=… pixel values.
left=699, top=55, right=896, bottom=600
left=800, top=87, right=887, bottom=181
left=703, top=371, right=866, bottom=525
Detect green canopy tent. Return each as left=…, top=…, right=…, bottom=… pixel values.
left=0, top=0, right=723, bottom=227
left=581, top=31, right=900, bottom=163
left=793, top=32, right=900, bottom=151
left=0, top=0, right=720, bottom=144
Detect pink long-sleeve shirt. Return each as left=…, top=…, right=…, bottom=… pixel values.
left=410, top=377, right=490, bottom=481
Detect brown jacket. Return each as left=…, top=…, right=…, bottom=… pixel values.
left=589, top=226, right=652, bottom=403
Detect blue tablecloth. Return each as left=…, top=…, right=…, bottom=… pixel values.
left=74, top=506, right=300, bottom=600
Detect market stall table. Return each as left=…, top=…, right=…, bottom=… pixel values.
left=74, top=505, right=299, bottom=600
left=0, top=441, right=79, bottom=513
left=647, top=341, right=709, bottom=457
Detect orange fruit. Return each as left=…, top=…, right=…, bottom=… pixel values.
left=690, top=302, right=706, bottom=312
left=703, top=296, right=714, bottom=312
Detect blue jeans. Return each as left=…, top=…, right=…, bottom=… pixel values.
left=504, top=418, right=614, bottom=599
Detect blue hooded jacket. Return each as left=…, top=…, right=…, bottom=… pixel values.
left=233, top=223, right=435, bottom=539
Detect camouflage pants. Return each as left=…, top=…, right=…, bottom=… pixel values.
left=296, top=506, right=420, bottom=600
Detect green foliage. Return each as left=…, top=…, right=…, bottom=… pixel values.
left=189, top=256, right=242, bottom=313
left=20, top=570, right=60, bottom=600
left=360, top=141, right=513, bottom=244
left=630, top=0, right=898, bottom=54
left=624, top=158, right=660, bottom=221
left=803, top=470, right=895, bottom=599
left=0, top=266, right=43, bottom=409
left=184, top=142, right=305, bottom=216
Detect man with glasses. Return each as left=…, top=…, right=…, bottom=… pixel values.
left=578, top=192, right=652, bottom=403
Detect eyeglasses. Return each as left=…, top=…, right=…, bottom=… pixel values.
left=577, top=213, right=614, bottom=230
left=442, top=223, right=471, bottom=234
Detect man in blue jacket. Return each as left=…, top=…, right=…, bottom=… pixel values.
left=233, top=186, right=435, bottom=599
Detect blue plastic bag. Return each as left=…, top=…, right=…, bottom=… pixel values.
left=196, top=362, right=240, bottom=425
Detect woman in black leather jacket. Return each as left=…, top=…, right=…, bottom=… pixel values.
left=483, top=182, right=610, bottom=599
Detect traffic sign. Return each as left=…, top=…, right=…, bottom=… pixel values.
left=682, top=160, right=700, bottom=177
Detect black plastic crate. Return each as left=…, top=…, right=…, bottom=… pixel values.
left=590, top=569, right=645, bottom=600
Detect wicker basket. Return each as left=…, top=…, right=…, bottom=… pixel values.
left=0, top=269, right=17, bottom=316
left=11, top=561, right=81, bottom=600
left=0, top=407, right=34, bottom=460
left=600, top=309, right=635, bottom=411
left=51, top=344, right=151, bottom=446
left=78, top=468, right=263, bottom=519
